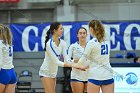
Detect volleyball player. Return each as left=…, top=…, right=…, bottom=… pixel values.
left=39, top=22, right=73, bottom=93
left=68, top=27, right=88, bottom=93
left=0, top=24, right=17, bottom=93
left=74, top=20, right=114, bottom=93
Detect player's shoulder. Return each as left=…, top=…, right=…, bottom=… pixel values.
left=60, top=39, right=67, bottom=47
left=87, top=38, right=98, bottom=45
left=46, top=39, right=51, bottom=45
left=70, top=42, right=78, bottom=47
left=91, top=38, right=98, bottom=43
left=73, top=42, right=79, bottom=46
left=0, top=40, right=3, bottom=44
left=101, top=40, right=110, bottom=45
left=0, top=40, right=5, bottom=48
left=47, top=38, right=66, bottom=46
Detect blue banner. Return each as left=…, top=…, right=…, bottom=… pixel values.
left=10, top=21, right=140, bottom=52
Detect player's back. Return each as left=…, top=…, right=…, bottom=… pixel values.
left=91, top=38, right=110, bottom=65
left=87, top=38, right=112, bottom=80
left=1, top=40, right=14, bottom=69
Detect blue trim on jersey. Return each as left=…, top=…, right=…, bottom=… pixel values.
left=50, top=39, right=60, bottom=57
left=88, top=78, right=114, bottom=86
left=0, top=68, right=17, bottom=85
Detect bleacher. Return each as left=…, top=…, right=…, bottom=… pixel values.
left=13, top=52, right=44, bottom=93
left=110, top=50, right=140, bottom=63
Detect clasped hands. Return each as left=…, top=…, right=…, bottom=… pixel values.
left=65, top=59, right=88, bottom=71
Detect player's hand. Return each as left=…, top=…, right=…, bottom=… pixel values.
left=64, top=62, right=72, bottom=67
left=73, top=59, right=79, bottom=63
left=77, top=66, right=87, bottom=71
left=77, top=68, right=86, bottom=71
left=71, top=63, right=79, bottom=68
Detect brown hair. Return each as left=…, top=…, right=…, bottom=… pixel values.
left=44, top=22, right=61, bottom=51
left=89, top=20, right=105, bottom=43
left=0, top=24, right=12, bottom=46
left=0, top=24, right=3, bottom=39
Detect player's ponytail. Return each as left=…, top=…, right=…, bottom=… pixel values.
left=89, top=20, right=105, bottom=43
left=5, top=26, right=12, bottom=46
left=44, top=22, right=61, bottom=51
left=0, top=24, right=12, bottom=46
left=0, top=24, right=3, bottom=40
left=44, top=29, right=51, bottom=51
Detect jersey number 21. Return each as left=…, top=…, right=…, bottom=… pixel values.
left=101, top=44, right=108, bottom=55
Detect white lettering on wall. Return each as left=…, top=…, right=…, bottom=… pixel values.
left=22, top=26, right=38, bottom=52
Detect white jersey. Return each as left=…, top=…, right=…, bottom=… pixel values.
left=68, top=42, right=88, bottom=81
left=0, top=40, right=14, bottom=69
left=78, top=38, right=113, bottom=80
left=39, top=39, right=70, bottom=78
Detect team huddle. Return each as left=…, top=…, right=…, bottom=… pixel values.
left=0, top=20, right=114, bottom=93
